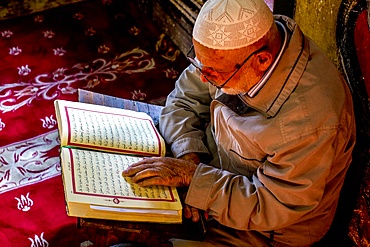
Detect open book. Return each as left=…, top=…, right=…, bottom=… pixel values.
left=54, top=99, right=182, bottom=224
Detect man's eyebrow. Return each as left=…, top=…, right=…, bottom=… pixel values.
left=208, top=66, right=235, bottom=74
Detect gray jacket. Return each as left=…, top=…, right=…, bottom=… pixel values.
left=159, top=16, right=355, bottom=245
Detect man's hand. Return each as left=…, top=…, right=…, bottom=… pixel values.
left=122, top=157, right=197, bottom=187
left=184, top=204, right=202, bottom=222
left=179, top=152, right=201, bottom=164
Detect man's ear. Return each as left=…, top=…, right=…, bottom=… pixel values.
left=256, top=51, right=273, bottom=72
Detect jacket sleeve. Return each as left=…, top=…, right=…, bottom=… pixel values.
left=159, top=65, right=214, bottom=158
left=185, top=127, right=354, bottom=231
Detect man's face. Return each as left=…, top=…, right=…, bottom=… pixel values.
left=191, top=42, right=264, bottom=95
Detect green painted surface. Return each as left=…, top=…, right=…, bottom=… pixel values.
left=294, top=0, right=342, bottom=66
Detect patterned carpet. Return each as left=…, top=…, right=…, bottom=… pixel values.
left=0, top=1, right=188, bottom=246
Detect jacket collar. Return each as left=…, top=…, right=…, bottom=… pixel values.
left=236, top=16, right=309, bottom=118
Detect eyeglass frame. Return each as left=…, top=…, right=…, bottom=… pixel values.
left=186, top=45, right=268, bottom=89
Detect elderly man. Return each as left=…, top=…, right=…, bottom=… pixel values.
left=123, top=0, right=356, bottom=246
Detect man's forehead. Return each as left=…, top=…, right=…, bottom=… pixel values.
left=195, top=42, right=243, bottom=61
left=195, top=48, right=238, bottom=72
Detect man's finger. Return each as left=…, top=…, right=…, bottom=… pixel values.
left=136, top=176, right=165, bottom=186
left=122, top=160, right=156, bottom=176
left=184, top=204, right=192, bottom=218
left=191, top=207, right=200, bottom=222
left=129, top=168, right=160, bottom=183
left=122, top=165, right=144, bottom=176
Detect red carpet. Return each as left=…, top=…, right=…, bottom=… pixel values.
left=0, top=176, right=87, bottom=246
left=0, top=1, right=187, bottom=246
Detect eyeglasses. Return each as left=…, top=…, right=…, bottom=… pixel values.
left=186, top=45, right=268, bottom=89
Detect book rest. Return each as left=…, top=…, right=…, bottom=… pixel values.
left=78, top=214, right=207, bottom=247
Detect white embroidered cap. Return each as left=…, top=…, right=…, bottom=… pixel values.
left=193, top=0, right=274, bottom=50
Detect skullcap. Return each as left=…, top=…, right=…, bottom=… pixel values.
left=193, top=0, right=274, bottom=50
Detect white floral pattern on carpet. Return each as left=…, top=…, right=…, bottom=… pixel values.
left=0, top=130, right=60, bottom=194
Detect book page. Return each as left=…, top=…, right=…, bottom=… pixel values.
left=61, top=147, right=181, bottom=211
left=55, top=100, right=166, bottom=157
